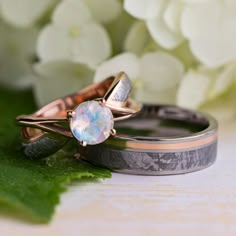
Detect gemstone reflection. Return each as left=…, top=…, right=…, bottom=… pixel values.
left=70, top=101, right=114, bottom=145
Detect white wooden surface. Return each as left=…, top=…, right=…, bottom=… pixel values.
left=1, top=123, right=236, bottom=236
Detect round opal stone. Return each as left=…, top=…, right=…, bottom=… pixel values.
left=70, top=101, right=114, bottom=145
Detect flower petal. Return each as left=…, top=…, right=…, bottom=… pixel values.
left=0, top=0, right=57, bottom=28
left=33, top=61, right=94, bottom=106
left=177, top=70, right=212, bottom=109
left=140, top=51, right=184, bottom=91
left=124, top=0, right=165, bottom=20
left=181, top=0, right=219, bottom=38
left=0, top=21, right=38, bottom=89
left=163, top=0, right=182, bottom=33
left=94, top=52, right=140, bottom=82
left=72, top=23, right=111, bottom=68
left=52, top=0, right=91, bottom=27
left=136, top=51, right=184, bottom=104
left=147, top=16, right=183, bottom=49
left=210, top=62, right=236, bottom=98
left=181, top=0, right=236, bottom=67
left=0, top=55, right=35, bottom=89
left=84, top=0, right=122, bottom=23
left=201, top=86, right=236, bottom=123
left=124, top=21, right=158, bottom=55
left=135, top=86, right=178, bottom=104
left=37, top=25, right=71, bottom=62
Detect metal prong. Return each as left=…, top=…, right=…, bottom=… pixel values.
left=99, top=99, right=106, bottom=106
left=110, top=128, right=116, bottom=136
left=81, top=141, right=87, bottom=147
left=67, top=110, right=75, bottom=119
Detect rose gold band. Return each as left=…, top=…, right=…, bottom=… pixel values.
left=16, top=72, right=142, bottom=159
left=17, top=72, right=141, bottom=144
left=104, top=132, right=217, bottom=151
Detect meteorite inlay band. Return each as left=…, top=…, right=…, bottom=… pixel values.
left=82, top=104, right=218, bottom=175
left=16, top=72, right=141, bottom=159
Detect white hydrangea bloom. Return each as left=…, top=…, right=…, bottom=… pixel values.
left=94, top=51, right=184, bottom=104
left=124, top=0, right=164, bottom=20
left=210, top=63, right=236, bottom=98
left=177, top=63, right=236, bottom=121
left=125, top=0, right=236, bottom=68
left=0, top=20, right=38, bottom=89
left=94, top=52, right=140, bottom=83
left=181, top=0, right=236, bottom=67
left=0, top=0, right=57, bottom=28
left=37, top=0, right=111, bottom=69
left=137, top=51, right=184, bottom=103
left=201, top=88, right=236, bottom=122
left=177, top=70, right=213, bottom=109
left=124, top=22, right=197, bottom=69
left=84, top=0, right=122, bottom=23
left=34, top=61, right=94, bottom=106
left=124, top=0, right=184, bottom=49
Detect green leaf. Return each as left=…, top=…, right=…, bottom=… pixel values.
left=0, top=88, right=111, bottom=223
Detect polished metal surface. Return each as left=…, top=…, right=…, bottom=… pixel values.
left=17, top=72, right=140, bottom=158
left=83, top=104, right=218, bottom=175
left=83, top=142, right=217, bottom=175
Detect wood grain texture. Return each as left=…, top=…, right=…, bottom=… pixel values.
left=1, top=123, right=236, bottom=236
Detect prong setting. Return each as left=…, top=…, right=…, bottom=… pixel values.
left=99, top=99, right=106, bottom=107
left=67, top=110, right=75, bottom=119
left=110, top=128, right=116, bottom=136
left=81, top=141, right=87, bottom=147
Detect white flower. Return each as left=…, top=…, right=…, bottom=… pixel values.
left=123, top=21, right=197, bottom=69
left=137, top=51, right=184, bottom=104
left=201, top=88, right=236, bottom=123
left=125, top=0, right=236, bottom=68
left=33, top=61, right=94, bottom=106
left=37, top=0, right=111, bottom=69
left=94, top=51, right=184, bottom=104
left=0, top=20, right=38, bottom=89
left=94, top=53, right=140, bottom=83
left=124, top=0, right=184, bottom=49
left=0, top=0, right=57, bottom=28
left=177, top=63, right=236, bottom=121
left=181, top=0, right=236, bottom=67
left=84, top=0, right=122, bottom=24
left=177, top=69, right=213, bottom=109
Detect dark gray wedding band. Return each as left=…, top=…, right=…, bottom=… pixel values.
left=82, top=104, right=218, bottom=175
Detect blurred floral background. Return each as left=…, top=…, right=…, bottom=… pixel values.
left=0, top=0, right=236, bottom=123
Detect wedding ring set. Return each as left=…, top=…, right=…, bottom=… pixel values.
left=16, top=72, right=218, bottom=175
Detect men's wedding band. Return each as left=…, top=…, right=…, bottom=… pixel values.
left=83, top=104, right=218, bottom=175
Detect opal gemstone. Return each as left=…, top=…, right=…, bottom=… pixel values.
left=70, top=101, right=114, bottom=145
